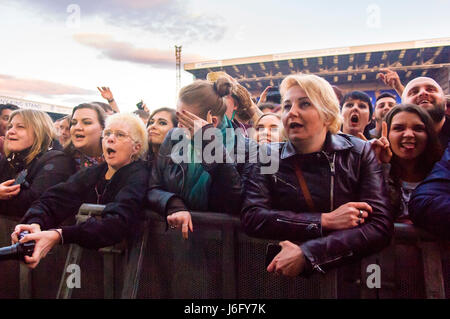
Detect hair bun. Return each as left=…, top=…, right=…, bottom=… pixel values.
left=214, top=77, right=233, bottom=98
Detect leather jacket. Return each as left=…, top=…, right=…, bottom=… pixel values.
left=147, top=126, right=243, bottom=216
left=241, top=132, right=394, bottom=275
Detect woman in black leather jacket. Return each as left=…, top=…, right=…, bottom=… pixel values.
left=241, top=74, right=394, bottom=277
left=147, top=77, right=243, bottom=239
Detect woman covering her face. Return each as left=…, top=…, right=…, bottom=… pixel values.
left=12, top=113, right=149, bottom=269
left=0, top=109, right=75, bottom=219
left=241, top=74, right=393, bottom=277
left=64, top=103, right=106, bottom=171
left=147, top=77, right=243, bottom=239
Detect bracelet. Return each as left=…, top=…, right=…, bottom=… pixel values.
left=107, top=98, right=114, bottom=103
left=49, top=228, right=64, bottom=245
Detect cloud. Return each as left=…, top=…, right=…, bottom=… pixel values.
left=16, top=0, right=227, bottom=43
left=73, top=33, right=204, bottom=68
left=0, top=74, right=95, bottom=98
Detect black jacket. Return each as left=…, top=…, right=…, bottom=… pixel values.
left=22, top=161, right=149, bottom=249
left=241, top=133, right=394, bottom=275
left=147, top=126, right=243, bottom=217
left=409, top=142, right=450, bottom=240
left=0, top=149, right=75, bottom=219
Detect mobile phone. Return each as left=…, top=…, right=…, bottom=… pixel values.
left=265, top=243, right=282, bottom=267
left=13, top=169, right=28, bottom=186
left=136, top=101, right=144, bottom=110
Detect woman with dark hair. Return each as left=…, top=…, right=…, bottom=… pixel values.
left=12, top=113, right=149, bottom=269
left=146, top=107, right=178, bottom=163
left=242, top=74, right=393, bottom=277
left=0, top=109, right=74, bottom=219
left=64, top=103, right=106, bottom=171
left=371, top=104, right=443, bottom=222
left=147, top=78, right=242, bottom=239
left=340, top=91, right=373, bottom=139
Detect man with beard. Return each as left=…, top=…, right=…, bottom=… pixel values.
left=402, top=77, right=450, bottom=147
left=369, top=92, right=397, bottom=138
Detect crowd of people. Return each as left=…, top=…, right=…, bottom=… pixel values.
left=0, top=68, right=448, bottom=280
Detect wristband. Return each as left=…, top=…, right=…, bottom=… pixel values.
left=107, top=98, right=114, bottom=103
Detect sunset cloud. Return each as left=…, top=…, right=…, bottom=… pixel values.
left=0, top=74, right=95, bottom=98
left=73, top=33, right=204, bottom=68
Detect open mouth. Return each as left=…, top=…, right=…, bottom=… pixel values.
left=350, top=114, right=359, bottom=123
left=289, top=122, right=303, bottom=129
left=106, top=147, right=116, bottom=155
left=74, top=134, right=85, bottom=139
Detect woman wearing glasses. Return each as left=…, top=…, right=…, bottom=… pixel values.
left=11, top=113, right=149, bottom=269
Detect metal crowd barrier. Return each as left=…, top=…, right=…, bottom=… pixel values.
left=0, top=206, right=448, bottom=299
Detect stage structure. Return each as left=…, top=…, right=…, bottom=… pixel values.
left=185, top=37, right=450, bottom=104
left=0, top=95, right=72, bottom=121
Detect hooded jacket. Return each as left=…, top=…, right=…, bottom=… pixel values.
left=409, top=142, right=450, bottom=240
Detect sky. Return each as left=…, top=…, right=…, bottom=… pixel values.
left=0, top=0, right=449, bottom=114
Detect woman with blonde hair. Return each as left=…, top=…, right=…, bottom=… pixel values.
left=241, top=73, right=393, bottom=277
left=13, top=113, right=149, bottom=268
left=0, top=109, right=75, bottom=218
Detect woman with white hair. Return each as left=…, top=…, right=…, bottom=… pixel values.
left=241, top=74, right=393, bottom=277
left=12, top=113, right=149, bottom=269
left=0, top=109, right=74, bottom=219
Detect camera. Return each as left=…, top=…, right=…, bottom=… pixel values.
left=0, top=231, right=35, bottom=262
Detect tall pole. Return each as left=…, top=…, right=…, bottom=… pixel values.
left=175, top=45, right=182, bottom=99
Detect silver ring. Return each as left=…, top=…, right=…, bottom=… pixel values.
left=358, top=210, right=363, bottom=218
left=170, top=225, right=176, bottom=229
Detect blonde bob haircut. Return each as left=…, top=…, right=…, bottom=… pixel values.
left=104, top=113, right=148, bottom=160
left=5, top=109, right=56, bottom=165
left=279, top=74, right=342, bottom=134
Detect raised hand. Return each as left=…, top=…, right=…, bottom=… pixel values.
left=376, top=68, right=404, bottom=95
left=97, top=87, right=114, bottom=101
left=257, top=86, right=272, bottom=106
left=176, top=109, right=212, bottom=137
